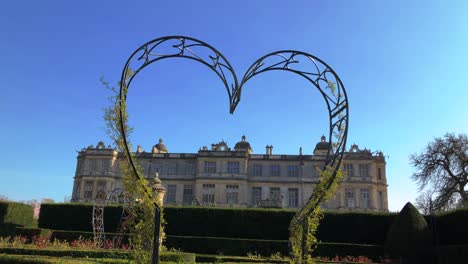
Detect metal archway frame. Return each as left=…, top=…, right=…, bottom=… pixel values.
left=118, top=36, right=349, bottom=264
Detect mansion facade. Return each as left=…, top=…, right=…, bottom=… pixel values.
left=71, top=136, right=389, bottom=211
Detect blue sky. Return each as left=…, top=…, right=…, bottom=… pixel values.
left=0, top=1, right=467, bottom=211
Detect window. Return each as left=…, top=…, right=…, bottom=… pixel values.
left=360, top=189, right=369, bottom=209
left=102, top=160, right=111, bottom=172
left=252, top=164, right=263, bottom=176
left=84, top=181, right=94, bottom=199
left=226, top=185, right=239, bottom=204
left=76, top=160, right=83, bottom=174
left=202, top=184, right=215, bottom=204
left=345, top=188, right=355, bottom=208
left=287, top=165, right=299, bottom=177
left=288, top=188, right=299, bottom=208
left=97, top=181, right=106, bottom=192
left=146, top=162, right=153, bottom=177
left=74, top=181, right=81, bottom=199
left=204, top=162, right=216, bottom=173
left=270, top=187, right=281, bottom=201
left=359, top=164, right=369, bottom=177
left=270, top=165, right=280, bottom=177
left=251, top=187, right=262, bottom=206
left=167, top=164, right=177, bottom=175
left=378, top=191, right=383, bottom=209
left=378, top=168, right=382, bottom=180
left=227, top=162, right=240, bottom=174
left=182, top=185, right=193, bottom=204
left=166, top=184, right=177, bottom=203
left=344, top=163, right=354, bottom=177
left=183, top=164, right=194, bottom=175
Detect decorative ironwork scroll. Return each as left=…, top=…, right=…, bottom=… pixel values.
left=240, top=51, right=349, bottom=225
left=118, top=36, right=348, bottom=264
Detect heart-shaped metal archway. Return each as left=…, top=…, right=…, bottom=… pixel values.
left=117, top=36, right=349, bottom=264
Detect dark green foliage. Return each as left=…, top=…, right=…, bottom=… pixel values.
left=50, top=230, right=129, bottom=245
left=15, top=227, right=52, bottom=238
left=195, top=254, right=286, bottom=263
left=0, top=201, right=35, bottom=228
left=38, top=203, right=468, bottom=255
left=38, top=204, right=123, bottom=232
left=0, top=248, right=195, bottom=263
left=314, top=242, right=383, bottom=262
left=164, top=206, right=294, bottom=240
left=0, top=223, right=18, bottom=237
left=0, top=254, right=131, bottom=264
left=384, top=202, right=433, bottom=263
left=165, top=235, right=289, bottom=256
left=438, top=244, right=468, bottom=264
left=433, top=207, right=468, bottom=245
left=0, top=247, right=129, bottom=259
left=316, top=211, right=396, bottom=244
left=160, top=251, right=196, bottom=263
left=165, top=235, right=382, bottom=259
left=0, top=255, right=54, bottom=264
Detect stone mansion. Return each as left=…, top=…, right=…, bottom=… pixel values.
left=71, top=136, right=389, bottom=211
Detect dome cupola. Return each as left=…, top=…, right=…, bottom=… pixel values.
left=234, top=135, right=252, bottom=154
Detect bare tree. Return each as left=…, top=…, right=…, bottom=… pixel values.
left=410, top=133, right=468, bottom=211
left=414, top=190, right=433, bottom=215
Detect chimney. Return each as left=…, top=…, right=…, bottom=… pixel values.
left=269, top=145, right=273, bottom=155
left=266, top=145, right=270, bottom=155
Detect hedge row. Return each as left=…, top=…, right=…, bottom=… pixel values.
left=0, top=248, right=128, bottom=259
left=0, top=202, right=35, bottom=228
left=39, top=204, right=396, bottom=244
left=166, top=235, right=383, bottom=260
left=438, top=244, right=468, bottom=264
left=0, top=247, right=196, bottom=263
left=38, top=203, right=468, bottom=245
left=430, top=207, right=468, bottom=245
left=166, top=235, right=288, bottom=256
left=0, top=223, right=18, bottom=237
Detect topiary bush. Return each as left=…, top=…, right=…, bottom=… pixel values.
left=384, top=202, right=433, bottom=263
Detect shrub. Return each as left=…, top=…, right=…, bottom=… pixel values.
left=438, top=244, right=468, bottom=264
left=39, top=204, right=398, bottom=244
left=0, top=248, right=195, bottom=263
left=0, top=247, right=129, bottom=259
left=384, top=202, right=433, bottom=263
left=314, top=242, right=383, bottom=262
left=195, top=254, right=286, bottom=263
left=433, top=207, right=468, bottom=245
left=0, top=201, right=35, bottom=228
left=15, top=227, right=52, bottom=239
left=0, top=223, right=18, bottom=237
left=165, top=235, right=288, bottom=256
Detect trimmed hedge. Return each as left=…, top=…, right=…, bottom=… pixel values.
left=315, top=243, right=383, bottom=261
left=0, top=247, right=196, bottom=262
left=438, top=244, right=468, bottom=264
left=15, top=228, right=52, bottom=239
left=0, top=202, right=35, bottom=228
left=384, top=202, right=433, bottom=264
left=195, top=254, right=286, bottom=263
left=38, top=203, right=468, bottom=247
left=432, top=207, right=468, bottom=245
left=166, top=235, right=288, bottom=256
left=0, top=248, right=129, bottom=259
left=0, top=223, right=18, bottom=237
left=39, top=204, right=396, bottom=244
left=166, top=235, right=382, bottom=260
left=38, top=204, right=122, bottom=233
